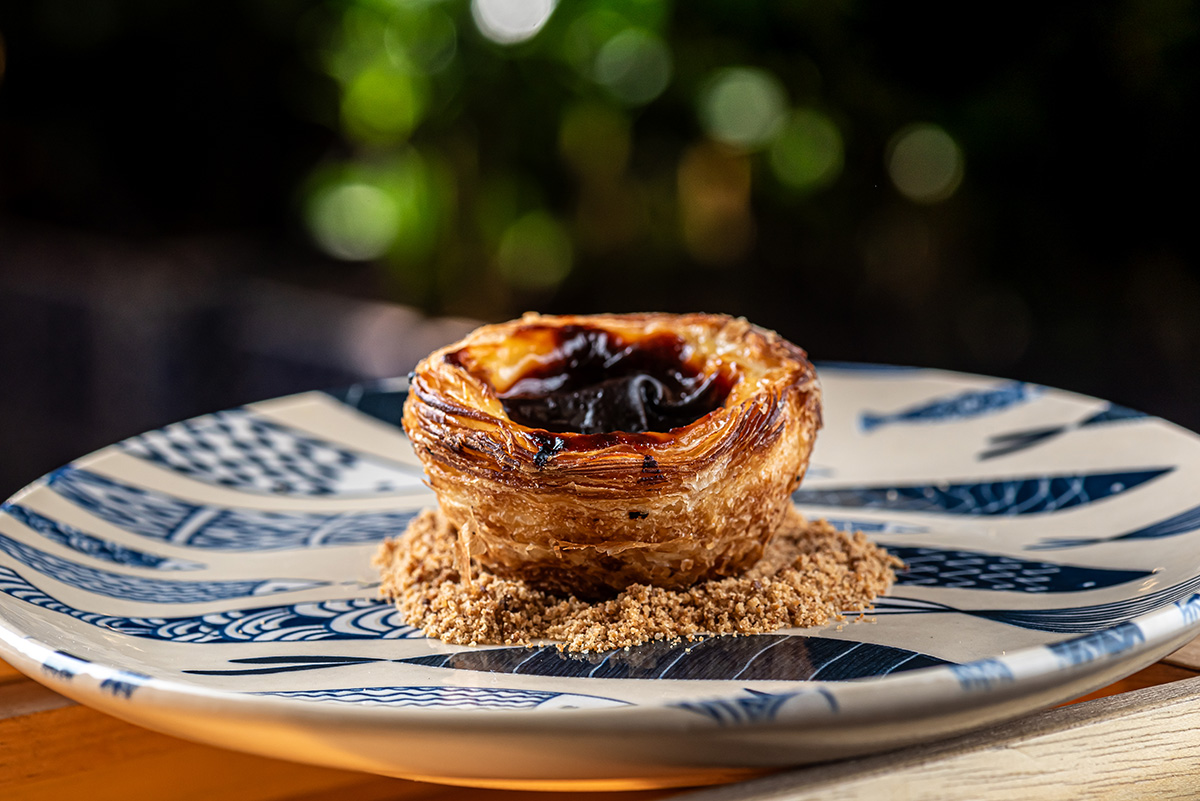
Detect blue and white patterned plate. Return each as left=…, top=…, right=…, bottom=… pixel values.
left=2, top=366, right=1200, bottom=789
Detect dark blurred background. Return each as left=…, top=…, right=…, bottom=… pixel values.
left=1, top=1, right=1198, bottom=496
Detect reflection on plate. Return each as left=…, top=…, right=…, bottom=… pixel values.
left=2, top=366, right=1200, bottom=789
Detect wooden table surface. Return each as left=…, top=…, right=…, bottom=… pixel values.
left=5, top=638, right=1200, bottom=801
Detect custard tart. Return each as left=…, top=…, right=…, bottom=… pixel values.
left=403, top=312, right=821, bottom=596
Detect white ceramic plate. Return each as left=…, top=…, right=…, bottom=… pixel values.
left=3, top=365, right=1200, bottom=789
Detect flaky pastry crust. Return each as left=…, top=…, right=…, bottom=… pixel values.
left=403, top=312, right=822, bottom=596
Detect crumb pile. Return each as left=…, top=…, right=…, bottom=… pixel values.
left=374, top=507, right=901, bottom=653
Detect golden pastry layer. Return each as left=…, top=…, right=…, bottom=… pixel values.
left=403, top=312, right=821, bottom=596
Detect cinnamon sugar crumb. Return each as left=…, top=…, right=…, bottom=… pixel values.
left=374, top=507, right=902, bottom=653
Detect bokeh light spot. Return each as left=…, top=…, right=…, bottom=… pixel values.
left=377, top=152, right=441, bottom=263
left=497, top=212, right=573, bottom=289
left=560, top=102, right=631, bottom=180
left=472, top=0, right=557, bottom=45
left=341, top=66, right=422, bottom=144
left=561, top=8, right=628, bottom=72
left=699, top=67, right=787, bottom=149
left=887, top=123, right=964, bottom=203
left=326, top=7, right=389, bottom=84
left=307, top=183, right=400, bottom=261
left=386, top=9, right=458, bottom=75
left=768, top=108, right=844, bottom=193
left=678, top=143, right=754, bottom=265
left=593, top=29, right=672, bottom=106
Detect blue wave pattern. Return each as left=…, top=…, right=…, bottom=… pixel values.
left=1, top=503, right=202, bottom=570
left=0, top=531, right=324, bottom=603
left=1032, top=502, right=1200, bottom=550
left=887, top=545, right=1152, bottom=593
left=401, top=635, right=950, bottom=681
left=255, top=686, right=628, bottom=709
left=981, top=403, right=1150, bottom=460
left=0, top=566, right=419, bottom=642
left=118, top=408, right=424, bottom=496
left=793, top=469, right=1171, bottom=516
left=860, top=382, right=1041, bottom=433
left=48, top=468, right=419, bottom=551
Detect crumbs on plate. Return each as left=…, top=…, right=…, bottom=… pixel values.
left=374, top=506, right=901, bottom=653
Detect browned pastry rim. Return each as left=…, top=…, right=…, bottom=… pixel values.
left=403, top=312, right=822, bottom=596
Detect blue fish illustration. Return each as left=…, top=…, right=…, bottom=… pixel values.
left=0, top=532, right=326, bottom=604
left=46, top=467, right=420, bottom=552
left=182, top=626, right=956, bottom=685
left=187, top=654, right=393, bottom=675
left=980, top=403, right=1149, bottom=460
left=400, top=635, right=949, bottom=682
left=1, top=503, right=204, bottom=570
left=860, top=382, right=1042, bottom=433
left=184, top=637, right=948, bottom=683
left=1029, top=502, right=1200, bottom=551
left=0, top=565, right=418, bottom=641
left=886, top=545, right=1152, bottom=593
left=793, top=468, right=1171, bottom=516
left=872, top=575, right=1200, bottom=634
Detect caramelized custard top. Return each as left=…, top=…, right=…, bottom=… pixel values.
left=449, top=325, right=734, bottom=436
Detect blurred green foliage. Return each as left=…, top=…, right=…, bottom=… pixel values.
left=2, top=0, right=1198, bottom=392
left=304, top=0, right=874, bottom=318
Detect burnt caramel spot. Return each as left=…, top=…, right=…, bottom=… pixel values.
left=532, top=433, right=566, bottom=468
left=495, top=326, right=734, bottom=436
left=638, top=452, right=667, bottom=484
